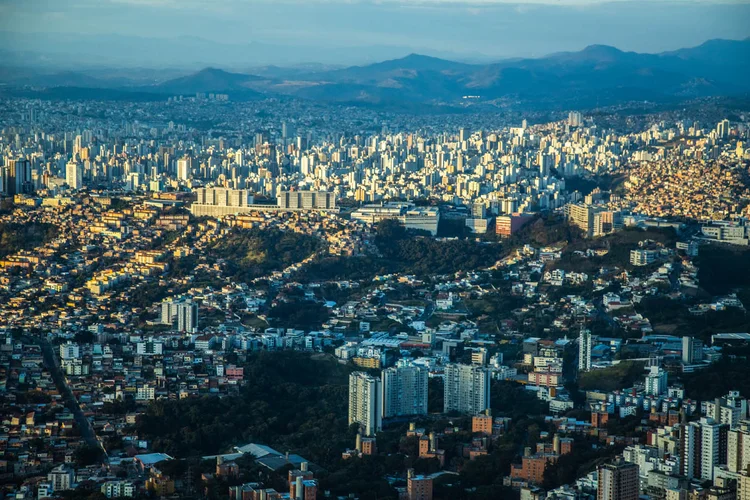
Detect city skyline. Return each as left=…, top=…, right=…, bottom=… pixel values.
left=2, top=1, right=750, bottom=499
left=1, top=79, right=750, bottom=500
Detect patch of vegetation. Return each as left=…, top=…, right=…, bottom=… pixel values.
left=681, top=358, right=750, bottom=401
left=554, top=226, right=679, bottom=273
left=543, top=436, right=623, bottom=490
left=0, top=222, right=57, bottom=258
left=299, top=255, right=394, bottom=282
left=437, top=217, right=473, bottom=238
left=267, top=300, right=330, bottom=330
left=210, top=228, right=320, bottom=282
left=578, top=361, right=646, bottom=392
left=375, top=219, right=502, bottom=277
left=74, top=444, right=105, bottom=466
left=465, top=293, right=526, bottom=325
left=107, top=198, right=130, bottom=211
left=16, top=390, right=52, bottom=404
left=490, top=381, right=549, bottom=416
left=134, top=350, right=559, bottom=499
left=511, top=214, right=580, bottom=247
left=696, top=246, right=750, bottom=295
left=0, top=198, right=14, bottom=215
left=636, top=296, right=750, bottom=342
left=299, top=220, right=505, bottom=282
left=136, top=352, right=355, bottom=467
left=321, top=455, right=404, bottom=499
left=130, top=278, right=191, bottom=311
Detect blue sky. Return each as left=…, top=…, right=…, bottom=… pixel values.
left=1, top=0, right=749, bottom=62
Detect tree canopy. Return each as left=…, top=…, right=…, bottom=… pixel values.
left=210, top=227, right=320, bottom=282
left=0, top=222, right=57, bottom=258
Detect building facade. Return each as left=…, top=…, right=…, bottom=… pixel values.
left=348, top=372, right=382, bottom=436
left=443, top=363, right=490, bottom=415
left=598, top=458, right=639, bottom=500
left=382, top=363, right=429, bottom=418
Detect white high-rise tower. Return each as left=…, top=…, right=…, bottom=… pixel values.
left=443, top=363, right=490, bottom=415
left=66, top=160, right=83, bottom=190
left=349, top=372, right=382, bottom=436
left=579, top=327, right=592, bottom=373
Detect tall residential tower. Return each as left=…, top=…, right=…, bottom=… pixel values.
left=597, top=458, right=639, bottom=500
left=579, top=328, right=592, bottom=373
left=443, top=364, right=490, bottom=415
left=382, top=363, right=429, bottom=418
left=349, top=372, right=382, bottom=436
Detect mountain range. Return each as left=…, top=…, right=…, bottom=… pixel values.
left=3, top=38, right=749, bottom=110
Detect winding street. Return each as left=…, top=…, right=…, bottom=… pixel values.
left=23, top=334, right=108, bottom=462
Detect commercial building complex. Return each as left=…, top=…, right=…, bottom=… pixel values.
left=350, top=203, right=440, bottom=235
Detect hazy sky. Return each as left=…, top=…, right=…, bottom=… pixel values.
left=2, top=0, right=750, bottom=62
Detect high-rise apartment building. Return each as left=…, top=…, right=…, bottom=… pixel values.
left=566, top=204, right=621, bottom=238
left=101, top=481, right=136, bottom=499
left=176, top=301, right=198, bottom=333
left=567, top=203, right=595, bottom=238
left=281, top=121, right=294, bottom=141
left=471, top=202, right=486, bottom=219
left=177, top=157, right=191, bottom=180
left=728, top=421, right=750, bottom=474
left=579, top=328, right=592, bottom=373
left=1, top=158, right=32, bottom=196
left=705, top=391, right=749, bottom=428
left=382, top=363, right=429, bottom=418
left=190, top=187, right=255, bottom=216
left=716, top=119, right=730, bottom=139
left=59, top=342, right=80, bottom=360
left=161, top=299, right=198, bottom=333
left=739, top=471, right=750, bottom=500
left=680, top=417, right=729, bottom=481
left=66, top=160, right=83, bottom=190
left=47, top=465, right=75, bottom=492
left=443, top=364, right=490, bottom=415
left=276, top=190, right=336, bottom=210
left=593, top=210, right=622, bottom=237
left=495, top=213, right=534, bottom=238
left=682, top=336, right=703, bottom=365
left=645, top=365, right=668, bottom=396
left=568, top=111, right=583, bottom=128
left=349, top=372, right=382, bottom=436
left=630, top=249, right=658, bottom=267
left=598, top=458, right=639, bottom=500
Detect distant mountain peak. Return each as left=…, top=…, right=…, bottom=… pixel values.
left=578, top=44, right=626, bottom=61
left=156, top=66, right=260, bottom=95
left=581, top=44, right=622, bottom=54
left=359, top=52, right=471, bottom=74
left=539, top=44, right=629, bottom=65
left=193, top=67, right=238, bottom=76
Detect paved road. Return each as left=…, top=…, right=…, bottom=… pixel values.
left=420, top=301, right=435, bottom=321
left=24, top=335, right=107, bottom=462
